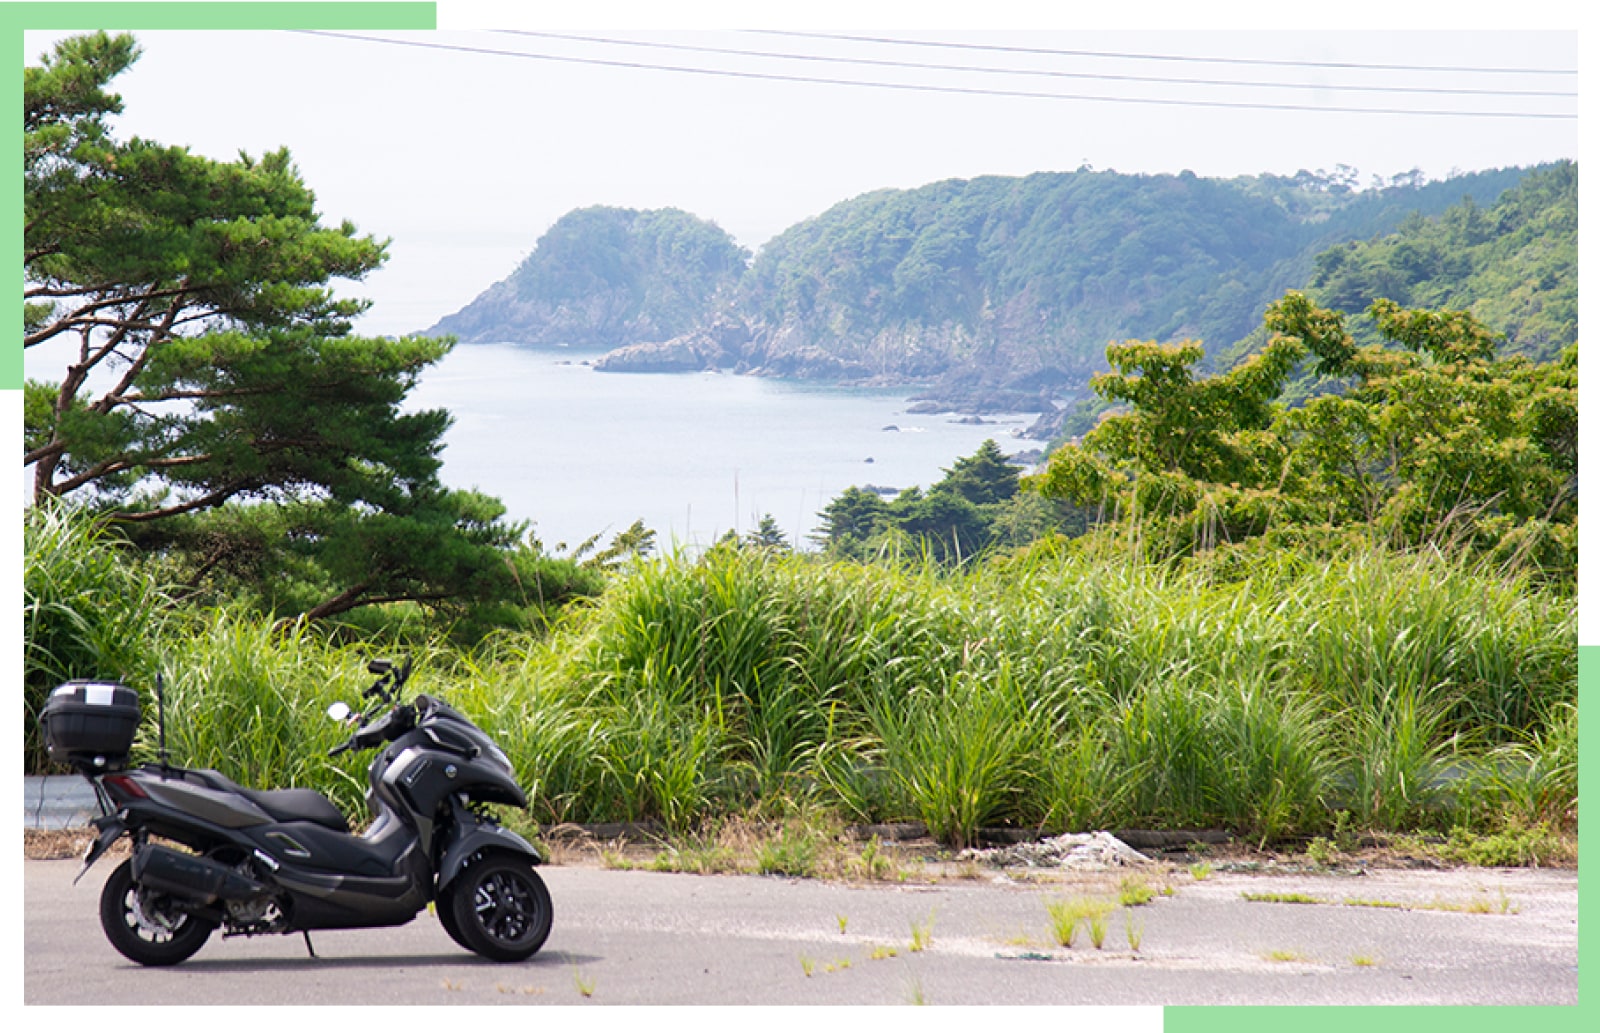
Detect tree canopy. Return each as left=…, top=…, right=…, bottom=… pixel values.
left=1306, top=161, right=1576, bottom=362
left=22, top=32, right=596, bottom=629
left=1034, top=292, right=1576, bottom=578
left=814, top=439, right=1087, bottom=563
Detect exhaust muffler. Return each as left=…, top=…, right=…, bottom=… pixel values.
left=132, top=844, right=268, bottom=906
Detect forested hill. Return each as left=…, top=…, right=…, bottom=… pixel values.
left=426, top=164, right=1555, bottom=406
left=1302, top=161, right=1576, bottom=362
left=734, top=165, right=1539, bottom=401
left=427, top=206, right=749, bottom=347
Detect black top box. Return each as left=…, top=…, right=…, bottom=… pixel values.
left=41, top=680, right=141, bottom=770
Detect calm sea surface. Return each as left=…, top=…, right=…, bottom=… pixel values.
left=406, top=343, right=1039, bottom=551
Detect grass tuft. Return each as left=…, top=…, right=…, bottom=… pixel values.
left=1045, top=896, right=1116, bottom=948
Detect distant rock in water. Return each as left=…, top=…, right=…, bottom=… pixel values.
left=593, top=315, right=753, bottom=374
left=425, top=206, right=748, bottom=347
left=590, top=338, right=708, bottom=374
left=751, top=345, right=873, bottom=381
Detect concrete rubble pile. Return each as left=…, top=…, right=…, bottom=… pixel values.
left=959, top=831, right=1152, bottom=869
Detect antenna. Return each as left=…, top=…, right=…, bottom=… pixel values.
left=155, top=671, right=171, bottom=769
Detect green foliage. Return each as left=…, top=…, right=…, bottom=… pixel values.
left=1434, top=822, right=1568, bottom=867
left=139, top=498, right=606, bottom=640
left=815, top=440, right=1087, bottom=562
left=23, top=33, right=568, bottom=632
left=25, top=33, right=397, bottom=518
left=1307, top=162, right=1576, bottom=362
left=738, top=165, right=1548, bottom=382
left=862, top=663, right=1059, bottom=848
left=741, top=514, right=792, bottom=552
left=26, top=523, right=1575, bottom=848
left=1036, top=293, right=1576, bottom=581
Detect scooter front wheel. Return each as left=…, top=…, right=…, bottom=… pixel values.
left=443, top=853, right=552, bottom=962
left=99, top=858, right=215, bottom=966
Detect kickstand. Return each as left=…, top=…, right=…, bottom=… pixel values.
left=302, top=931, right=318, bottom=959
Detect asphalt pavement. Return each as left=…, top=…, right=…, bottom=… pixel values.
left=23, top=855, right=1578, bottom=1007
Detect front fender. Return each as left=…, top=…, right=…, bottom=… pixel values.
left=436, top=808, right=543, bottom=894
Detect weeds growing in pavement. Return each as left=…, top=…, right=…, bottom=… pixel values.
left=1046, top=896, right=1116, bottom=948
left=1242, top=892, right=1320, bottom=904
left=1125, top=911, right=1145, bottom=952
left=1119, top=875, right=1157, bottom=906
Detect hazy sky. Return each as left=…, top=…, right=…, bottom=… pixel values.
left=23, top=23, right=1579, bottom=339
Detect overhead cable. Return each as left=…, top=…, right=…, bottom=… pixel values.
left=290, top=31, right=1577, bottom=120
left=497, top=30, right=1577, bottom=100
left=751, top=29, right=1580, bottom=77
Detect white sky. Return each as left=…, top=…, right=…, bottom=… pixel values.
left=23, top=10, right=1579, bottom=339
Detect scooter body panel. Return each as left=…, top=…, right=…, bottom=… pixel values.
left=138, top=777, right=273, bottom=828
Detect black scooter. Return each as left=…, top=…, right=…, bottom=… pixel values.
left=42, top=658, right=552, bottom=966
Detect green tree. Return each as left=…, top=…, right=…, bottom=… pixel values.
left=22, top=33, right=565, bottom=627
left=933, top=439, right=1020, bottom=506
left=1305, top=162, right=1576, bottom=362
left=813, top=441, right=1088, bottom=561
left=26, top=32, right=398, bottom=513
left=743, top=514, right=792, bottom=552
left=811, top=486, right=891, bottom=558
left=1035, top=291, right=1577, bottom=575
left=888, top=487, right=988, bottom=563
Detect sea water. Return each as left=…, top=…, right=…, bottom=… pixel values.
left=405, top=342, right=1041, bottom=552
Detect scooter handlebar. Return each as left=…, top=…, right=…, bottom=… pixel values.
left=328, top=703, right=416, bottom=758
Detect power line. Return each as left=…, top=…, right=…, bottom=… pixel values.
left=290, top=31, right=1577, bottom=121
left=498, top=30, right=1576, bottom=100
left=753, top=29, right=1580, bottom=77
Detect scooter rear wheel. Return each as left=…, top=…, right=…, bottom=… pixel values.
left=99, top=858, right=216, bottom=966
left=443, top=852, right=552, bottom=962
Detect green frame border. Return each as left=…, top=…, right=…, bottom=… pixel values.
left=8, top=7, right=1585, bottom=1027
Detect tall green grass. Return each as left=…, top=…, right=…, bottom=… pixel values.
left=23, top=517, right=1576, bottom=845
left=23, top=503, right=169, bottom=772
left=153, top=612, right=393, bottom=815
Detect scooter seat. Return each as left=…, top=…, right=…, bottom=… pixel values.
left=185, top=770, right=350, bottom=833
